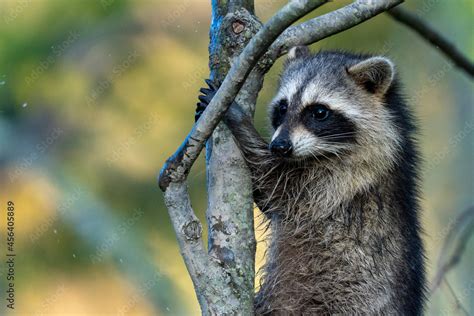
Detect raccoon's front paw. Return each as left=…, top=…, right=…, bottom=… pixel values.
left=195, top=79, right=218, bottom=122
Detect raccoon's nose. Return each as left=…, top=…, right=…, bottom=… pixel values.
left=270, top=139, right=293, bottom=157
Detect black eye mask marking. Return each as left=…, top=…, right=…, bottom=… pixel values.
left=301, top=104, right=357, bottom=144
left=271, top=99, right=288, bottom=128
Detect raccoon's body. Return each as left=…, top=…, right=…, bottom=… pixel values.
left=197, top=48, right=425, bottom=315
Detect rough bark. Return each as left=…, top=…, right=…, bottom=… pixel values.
left=206, top=2, right=261, bottom=314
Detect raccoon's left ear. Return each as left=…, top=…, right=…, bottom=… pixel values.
left=287, top=46, right=310, bottom=60
left=347, top=57, right=395, bottom=95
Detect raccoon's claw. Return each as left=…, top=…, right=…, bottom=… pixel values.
left=199, top=87, right=213, bottom=95
left=195, top=105, right=205, bottom=122
left=195, top=79, right=218, bottom=122
left=198, top=94, right=212, bottom=103
left=205, top=78, right=218, bottom=90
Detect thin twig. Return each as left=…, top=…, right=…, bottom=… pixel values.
left=388, top=6, right=474, bottom=78
left=443, top=279, right=470, bottom=316
left=431, top=206, right=474, bottom=293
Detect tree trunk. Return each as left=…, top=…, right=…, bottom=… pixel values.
left=205, top=1, right=261, bottom=314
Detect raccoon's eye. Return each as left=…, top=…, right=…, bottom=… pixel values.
left=311, top=104, right=330, bottom=121
left=278, top=99, right=288, bottom=115
left=272, top=99, right=288, bottom=128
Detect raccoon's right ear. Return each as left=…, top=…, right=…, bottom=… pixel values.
left=287, top=46, right=310, bottom=60
left=347, top=57, right=395, bottom=95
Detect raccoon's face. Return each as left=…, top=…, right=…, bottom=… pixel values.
left=269, top=48, right=398, bottom=163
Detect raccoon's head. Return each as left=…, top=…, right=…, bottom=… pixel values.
left=269, top=47, right=401, bottom=165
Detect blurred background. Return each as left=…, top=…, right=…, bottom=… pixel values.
left=0, top=0, right=472, bottom=315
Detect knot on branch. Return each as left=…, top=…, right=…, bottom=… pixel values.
left=182, top=220, right=202, bottom=241
left=232, top=21, right=245, bottom=34
left=222, top=8, right=262, bottom=54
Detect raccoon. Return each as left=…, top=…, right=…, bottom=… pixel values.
left=196, top=47, right=425, bottom=315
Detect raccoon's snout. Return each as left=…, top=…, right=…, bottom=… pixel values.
left=270, top=138, right=293, bottom=157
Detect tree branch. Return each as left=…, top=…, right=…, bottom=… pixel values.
left=260, top=0, right=404, bottom=70
left=388, top=6, right=474, bottom=78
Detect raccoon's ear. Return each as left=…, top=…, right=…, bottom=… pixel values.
left=347, top=57, right=395, bottom=95
left=287, top=46, right=310, bottom=60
